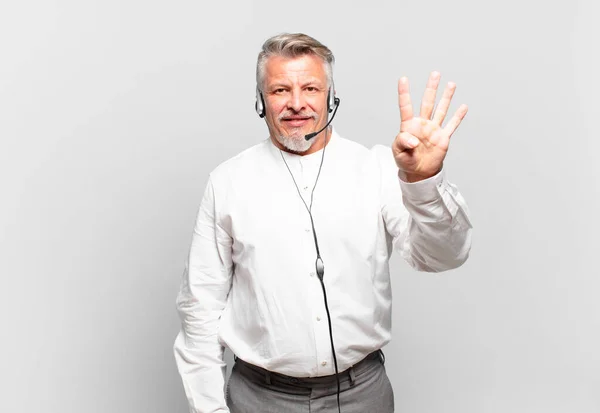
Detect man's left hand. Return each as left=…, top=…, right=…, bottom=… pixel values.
left=392, top=71, right=468, bottom=183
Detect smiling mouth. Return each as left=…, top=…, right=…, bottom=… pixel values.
left=282, top=117, right=312, bottom=126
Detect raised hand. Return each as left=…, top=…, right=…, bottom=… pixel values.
left=392, top=71, right=468, bottom=182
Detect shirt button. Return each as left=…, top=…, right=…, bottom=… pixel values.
left=321, top=361, right=327, bottom=366
left=303, top=186, right=309, bottom=191
left=310, top=272, right=315, bottom=277
left=305, top=228, right=311, bottom=233
left=316, top=316, right=321, bottom=321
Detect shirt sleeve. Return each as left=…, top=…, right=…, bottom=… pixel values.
left=173, top=175, right=234, bottom=413
left=375, top=145, right=473, bottom=272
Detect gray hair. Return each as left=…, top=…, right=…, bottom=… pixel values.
left=256, top=33, right=335, bottom=91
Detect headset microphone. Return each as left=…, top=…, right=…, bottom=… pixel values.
left=304, top=97, right=340, bottom=141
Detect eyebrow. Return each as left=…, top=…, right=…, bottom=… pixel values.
left=267, top=79, right=324, bottom=89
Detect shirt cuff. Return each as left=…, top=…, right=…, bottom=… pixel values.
left=398, top=167, right=446, bottom=203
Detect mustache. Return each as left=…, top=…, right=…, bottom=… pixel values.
left=278, top=111, right=319, bottom=121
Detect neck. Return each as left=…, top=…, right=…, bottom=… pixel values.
left=270, top=127, right=332, bottom=156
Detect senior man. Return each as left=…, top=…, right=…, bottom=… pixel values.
left=174, top=33, right=472, bottom=413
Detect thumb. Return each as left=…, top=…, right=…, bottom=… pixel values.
left=394, top=132, right=420, bottom=152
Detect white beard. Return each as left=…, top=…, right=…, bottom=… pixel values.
left=275, top=132, right=315, bottom=153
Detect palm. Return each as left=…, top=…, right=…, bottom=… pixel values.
left=392, top=71, right=468, bottom=182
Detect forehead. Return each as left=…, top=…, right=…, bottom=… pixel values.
left=264, top=54, right=327, bottom=85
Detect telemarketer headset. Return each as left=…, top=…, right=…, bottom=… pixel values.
left=255, top=84, right=343, bottom=412
left=256, top=85, right=340, bottom=140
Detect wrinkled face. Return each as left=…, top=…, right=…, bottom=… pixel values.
left=262, top=54, right=329, bottom=153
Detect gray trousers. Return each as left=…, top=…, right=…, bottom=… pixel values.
left=226, top=351, right=394, bottom=412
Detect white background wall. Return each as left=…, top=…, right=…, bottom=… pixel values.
left=1, top=1, right=598, bottom=412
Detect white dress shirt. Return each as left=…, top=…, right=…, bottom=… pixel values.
left=173, top=129, right=472, bottom=413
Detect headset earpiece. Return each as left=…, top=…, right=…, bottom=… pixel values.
left=255, top=88, right=266, bottom=118
left=327, top=85, right=335, bottom=113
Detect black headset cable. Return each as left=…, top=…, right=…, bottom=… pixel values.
left=279, top=128, right=342, bottom=413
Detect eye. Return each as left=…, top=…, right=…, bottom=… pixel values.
left=273, top=88, right=287, bottom=94
left=306, top=86, right=318, bottom=92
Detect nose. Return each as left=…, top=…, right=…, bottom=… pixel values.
left=287, top=89, right=306, bottom=112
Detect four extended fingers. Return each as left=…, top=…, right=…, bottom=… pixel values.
left=398, top=71, right=466, bottom=135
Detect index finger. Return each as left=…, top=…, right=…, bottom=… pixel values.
left=398, top=77, right=413, bottom=128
